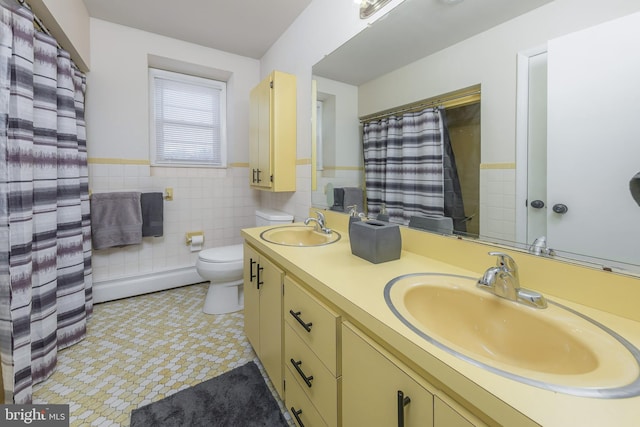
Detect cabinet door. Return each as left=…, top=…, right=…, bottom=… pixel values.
left=243, top=244, right=261, bottom=351
left=249, top=71, right=296, bottom=192
left=249, top=77, right=272, bottom=189
left=270, top=71, right=296, bottom=192
left=342, top=322, right=434, bottom=427
left=243, top=243, right=285, bottom=398
left=259, top=255, right=284, bottom=398
left=434, top=397, right=476, bottom=427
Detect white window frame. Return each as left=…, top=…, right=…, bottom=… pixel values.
left=149, top=68, right=227, bottom=167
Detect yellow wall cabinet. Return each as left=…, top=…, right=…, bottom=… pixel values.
left=243, top=243, right=285, bottom=398
left=249, top=70, right=297, bottom=192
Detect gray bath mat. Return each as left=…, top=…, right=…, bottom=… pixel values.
left=130, top=361, right=288, bottom=427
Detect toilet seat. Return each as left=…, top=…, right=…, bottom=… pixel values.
left=198, top=244, right=243, bottom=264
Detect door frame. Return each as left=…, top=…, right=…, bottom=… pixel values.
left=514, top=44, right=547, bottom=244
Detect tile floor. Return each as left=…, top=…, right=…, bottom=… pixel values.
left=33, top=283, right=292, bottom=426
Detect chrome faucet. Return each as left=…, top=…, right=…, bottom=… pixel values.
left=477, top=252, right=547, bottom=309
left=528, top=236, right=555, bottom=257
left=304, top=211, right=332, bottom=234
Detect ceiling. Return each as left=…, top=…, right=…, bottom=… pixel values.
left=82, top=0, right=313, bottom=59
left=313, top=0, right=554, bottom=85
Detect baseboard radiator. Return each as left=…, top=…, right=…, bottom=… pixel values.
left=93, top=267, right=206, bottom=303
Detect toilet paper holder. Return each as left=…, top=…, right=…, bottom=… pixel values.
left=185, top=231, right=204, bottom=246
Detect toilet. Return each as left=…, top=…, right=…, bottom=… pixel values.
left=197, top=208, right=294, bottom=314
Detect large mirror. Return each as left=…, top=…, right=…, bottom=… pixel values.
left=311, top=0, right=640, bottom=275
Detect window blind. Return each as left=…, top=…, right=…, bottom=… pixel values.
left=150, top=69, right=226, bottom=167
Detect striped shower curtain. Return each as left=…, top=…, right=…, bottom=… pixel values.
left=363, top=108, right=445, bottom=225
left=0, top=5, right=92, bottom=404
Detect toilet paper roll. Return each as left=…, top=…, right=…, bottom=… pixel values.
left=190, top=235, right=204, bottom=252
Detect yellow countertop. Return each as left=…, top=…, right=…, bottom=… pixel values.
left=242, top=223, right=640, bottom=427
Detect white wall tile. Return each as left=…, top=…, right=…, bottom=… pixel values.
left=90, top=165, right=258, bottom=283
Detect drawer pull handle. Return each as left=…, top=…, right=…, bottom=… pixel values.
left=290, top=406, right=305, bottom=427
left=289, top=310, right=313, bottom=332
left=397, top=390, right=411, bottom=427
left=290, top=358, right=314, bottom=388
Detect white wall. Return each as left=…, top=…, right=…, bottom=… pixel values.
left=86, top=19, right=261, bottom=285
left=30, top=0, right=91, bottom=70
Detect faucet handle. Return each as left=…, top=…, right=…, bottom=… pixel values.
left=315, top=210, right=326, bottom=221
left=487, top=252, right=518, bottom=274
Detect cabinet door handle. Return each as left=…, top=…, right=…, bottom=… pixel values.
left=289, top=310, right=313, bottom=332
left=252, top=168, right=257, bottom=183
left=249, top=258, right=257, bottom=282
left=256, top=169, right=262, bottom=183
left=290, top=358, right=314, bottom=388
left=290, top=407, right=305, bottom=427
left=397, top=390, right=411, bottom=427
left=257, top=265, right=264, bottom=289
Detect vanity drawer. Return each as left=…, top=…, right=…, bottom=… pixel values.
left=284, top=276, right=340, bottom=375
left=285, top=322, right=339, bottom=424
left=286, top=367, right=329, bottom=427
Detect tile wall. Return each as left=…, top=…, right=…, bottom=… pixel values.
left=479, top=165, right=517, bottom=244
left=89, top=163, right=260, bottom=283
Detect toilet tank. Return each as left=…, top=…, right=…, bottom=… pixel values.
left=255, top=208, right=294, bottom=226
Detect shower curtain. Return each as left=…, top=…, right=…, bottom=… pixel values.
left=0, top=4, right=92, bottom=404
left=363, top=108, right=446, bottom=225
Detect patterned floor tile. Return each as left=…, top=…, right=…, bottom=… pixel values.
left=33, top=283, right=293, bottom=426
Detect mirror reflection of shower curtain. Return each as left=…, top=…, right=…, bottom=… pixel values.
left=440, top=108, right=467, bottom=233
left=363, top=108, right=465, bottom=227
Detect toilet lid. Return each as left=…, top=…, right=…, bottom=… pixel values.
left=198, top=244, right=243, bottom=263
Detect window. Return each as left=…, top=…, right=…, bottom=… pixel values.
left=149, top=68, right=227, bottom=167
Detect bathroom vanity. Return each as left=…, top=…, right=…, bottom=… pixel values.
left=241, top=211, right=640, bottom=426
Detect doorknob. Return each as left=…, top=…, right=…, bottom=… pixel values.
left=552, top=203, right=568, bottom=214
left=530, top=200, right=545, bottom=209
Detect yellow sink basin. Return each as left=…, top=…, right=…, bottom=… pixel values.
left=385, top=273, right=640, bottom=398
left=260, top=225, right=341, bottom=247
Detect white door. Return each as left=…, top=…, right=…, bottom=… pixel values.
left=526, top=52, right=548, bottom=244
left=546, top=11, right=640, bottom=269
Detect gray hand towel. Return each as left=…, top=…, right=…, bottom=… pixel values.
left=91, top=192, right=143, bottom=250
left=342, top=187, right=363, bottom=213
left=141, top=192, right=164, bottom=237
